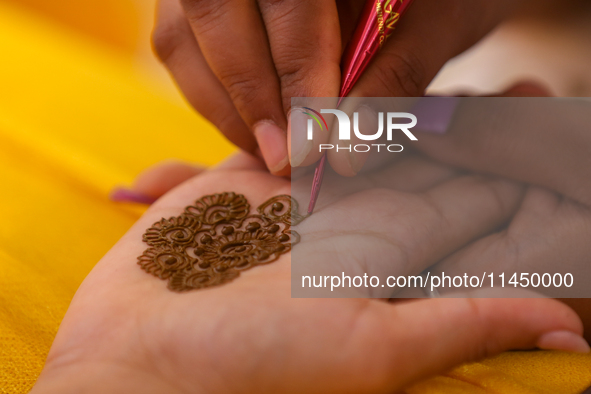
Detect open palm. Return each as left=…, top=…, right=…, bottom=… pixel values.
left=32, top=153, right=584, bottom=394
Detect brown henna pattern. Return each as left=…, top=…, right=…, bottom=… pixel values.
left=138, top=193, right=306, bottom=292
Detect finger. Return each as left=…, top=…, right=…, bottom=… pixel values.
left=256, top=0, right=342, bottom=167
left=413, top=84, right=591, bottom=206
left=153, top=0, right=257, bottom=154
left=558, top=299, right=591, bottom=343
left=335, top=0, right=520, bottom=177
left=335, top=0, right=366, bottom=48
left=133, top=160, right=206, bottom=197
left=179, top=0, right=290, bottom=174
left=350, top=0, right=518, bottom=98
left=363, top=292, right=588, bottom=390
left=326, top=104, right=379, bottom=177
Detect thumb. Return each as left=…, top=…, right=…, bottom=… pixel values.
left=366, top=290, right=587, bottom=390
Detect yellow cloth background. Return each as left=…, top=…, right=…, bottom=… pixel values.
left=0, top=1, right=589, bottom=393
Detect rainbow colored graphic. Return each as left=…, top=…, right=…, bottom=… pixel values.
left=300, top=107, right=328, bottom=133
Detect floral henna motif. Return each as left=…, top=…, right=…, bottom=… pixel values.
left=184, top=192, right=249, bottom=224
left=138, top=248, right=192, bottom=280
left=138, top=193, right=306, bottom=292
left=143, top=216, right=201, bottom=246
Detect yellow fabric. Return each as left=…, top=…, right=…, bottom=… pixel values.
left=409, top=353, right=591, bottom=394
left=3, top=0, right=139, bottom=52
left=0, top=2, right=589, bottom=393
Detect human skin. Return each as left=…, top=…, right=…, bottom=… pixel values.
left=32, top=152, right=587, bottom=394
left=151, top=0, right=562, bottom=175
left=408, top=85, right=591, bottom=339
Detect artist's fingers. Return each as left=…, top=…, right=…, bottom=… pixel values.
left=152, top=0, right=257, bottom=154
left=325, top=104, right=380, bottom=177
left=255, top=0, right=341, bottom=168
left=351, top=0, right=517, bottom=98
left=359, top=293, right=587, bottom=390
left=176, top=0, right=290, bottom=174
left=327, top=0, right=520, bottom=177
left=324, top=80, right=549, bottom=178
left=414, top=84, right=591, bottom=206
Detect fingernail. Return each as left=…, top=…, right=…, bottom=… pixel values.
left=110, top=187, right=157, bottom=205
left=412, top=97, right=460, bottom=134
left=349, top=105, right=376, bottom=174
left=253, top=121, right=289, bottom=173
left=537, top=330, right=591, bottom=353
left=288, top=109, right=314, bottom=167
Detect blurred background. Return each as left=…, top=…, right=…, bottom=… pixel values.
left=0, top=0, right=590, bottom=393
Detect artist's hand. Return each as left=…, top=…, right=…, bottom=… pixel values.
left=152, top=0, right=539, bottom=175
left=32, top=152, right=586, bottom=394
